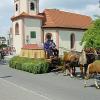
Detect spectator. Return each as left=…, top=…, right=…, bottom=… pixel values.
left=1, top=49, right=6, bottom=63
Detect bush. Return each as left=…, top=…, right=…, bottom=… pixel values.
left=9, top=56, right=49, bottom=74
left=0, top=44, right=7, bottom=49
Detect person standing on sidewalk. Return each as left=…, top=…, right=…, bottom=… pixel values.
left=1, top=49, right=6, bottom=64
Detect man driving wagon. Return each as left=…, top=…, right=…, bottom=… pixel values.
left=44, top=39, right=60, bottom=71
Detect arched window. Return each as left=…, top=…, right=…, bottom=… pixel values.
left=70, top=33, right=75, bottom=49
left=16, top=4, right=18, bottom=11
left=15, top=23, right=19, bottom=35
left=30, top=2, right=35, bottom=10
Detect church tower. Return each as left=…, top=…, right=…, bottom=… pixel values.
left=11, top=0, right=43, bottom=55
left=14, top=0, right=39, bottom=16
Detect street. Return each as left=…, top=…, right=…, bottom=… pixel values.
left=0, top=62, right=100, bottom=100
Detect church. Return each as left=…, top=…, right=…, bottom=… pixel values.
left=11, top=0, right=92, bottom=56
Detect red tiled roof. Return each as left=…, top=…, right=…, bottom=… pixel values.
left=22, top=44, right=43, bottom=50
left=11, top=12, right=44, bottom=21
left=11, top=9, right=92, bottom=29
left=42, top=9, right=92, bottom=29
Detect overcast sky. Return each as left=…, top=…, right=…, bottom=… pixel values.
left=0, top=0, right=100, bottom=37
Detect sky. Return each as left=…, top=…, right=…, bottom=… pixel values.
left=0, top=0, right=100, bottom=37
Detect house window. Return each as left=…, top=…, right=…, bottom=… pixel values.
left=30, top=31, right=36, bottom=38
left=70, top=33, right=75, bottom=49
left=16, top=4, right=18, bottom=11
left=15, top=23, right=19, bottom=35
left=30, top=2, right=35, bottom=10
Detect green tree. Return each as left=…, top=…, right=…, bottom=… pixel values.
left=0, top=44, right=7, bottom=49
left=81, top=18, right=100, bottom=49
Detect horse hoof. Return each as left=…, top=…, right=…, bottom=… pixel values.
left=70, top=76, right=74, bottom=78
left=84, top=77, right=88, bottom=80
left=96, top=86, right=100, bottom=89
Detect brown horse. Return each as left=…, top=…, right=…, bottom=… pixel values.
left=63, top=48, right=97, bottom=78
left=84, top=60, right=100, bottom=89
left=63, top=51, right=79, bottom=77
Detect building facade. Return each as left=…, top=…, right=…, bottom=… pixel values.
left=11, top=0, right=92, bottom=55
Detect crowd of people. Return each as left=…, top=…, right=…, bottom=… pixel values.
left=0, top=47, right=16, bottom=64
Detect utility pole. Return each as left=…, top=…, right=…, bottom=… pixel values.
left=99, top=0, right=100, bottom=8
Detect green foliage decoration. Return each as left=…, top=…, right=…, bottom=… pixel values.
left=9, top=56, right=49, bottom=74
left=81, top=18, right=100, bottom=49
left=0, top=44, right=7, bottom=49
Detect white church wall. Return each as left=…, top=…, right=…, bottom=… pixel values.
left=20, top=0, right=39, bottom=15
left=14, top=0, right=39, bottom=16
left=28, top=0, right=39, bottom=15
left=59, top=29, right=84, bottom=55
left=24, top=18, right=42, bottom=45
left=12, top=19, right=23, bottom=55
left=14, top=0, right=20, bottom=16
left=43, top=29, right=84, bottom=56
left=20, top=0, right=27, bottom=14
left=75, top=32, right=84, bottom=51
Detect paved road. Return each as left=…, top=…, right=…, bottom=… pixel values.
left=0, top=62, right=100, bottom=100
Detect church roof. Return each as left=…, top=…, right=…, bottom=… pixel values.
left=11, top=12, right=44, bottom=21
left=11, top=9, right=92, bottom=29
left=42, top=9, right=92, bottom=29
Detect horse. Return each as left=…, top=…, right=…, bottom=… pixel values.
left=79, top=48, right=97, bottom=77
left=84, top=60, right=100, bottom=89
left=63, top=51, right=79, bottom=77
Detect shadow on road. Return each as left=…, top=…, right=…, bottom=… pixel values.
left=0, top=75, right=12, bottom=79
left=85, top=84, right=100, bottom=89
